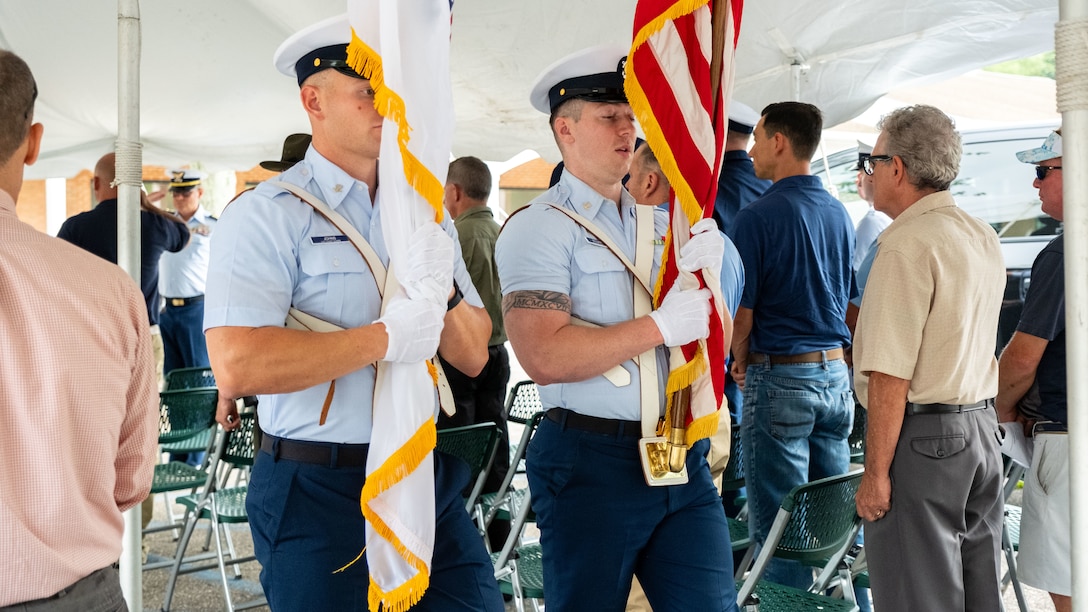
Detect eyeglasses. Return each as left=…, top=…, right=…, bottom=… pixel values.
left=1035, top=165, right=1062, bottom=181
left=862, top=155, right=893, bottom=175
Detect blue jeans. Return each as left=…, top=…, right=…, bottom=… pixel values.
left=526, top=416, right=738, bottom=612
left=741, top=358, right=853, bottom=589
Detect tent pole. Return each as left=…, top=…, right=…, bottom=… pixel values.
left=116, top=0, right=143, bottom=609
left=1056, top=0, right=1087, bottom=609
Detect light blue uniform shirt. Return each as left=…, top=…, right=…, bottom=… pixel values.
left=496, top=171, right=671, bottom=421
left=853, top=207, right=891, bottom=273
left=203, top=147, right=481, bottom=443
left=159, top=206, right=215, bottom=298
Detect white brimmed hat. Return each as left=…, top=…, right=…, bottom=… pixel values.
left=273, top=14, right=370, bottom=86
left=727, top=101, right=760, bottom=134
left=529, top=45, right=628, bottom=114
left=167, top=169, right=207, bottom=190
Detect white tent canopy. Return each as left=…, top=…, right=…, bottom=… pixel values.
left=0, top=0, right=1058, bottom=179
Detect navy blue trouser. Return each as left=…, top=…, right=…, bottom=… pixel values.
left=161, top=301, right=210, bottom=466
left=160, top=301, right=210, bottom=377
left=246, top=446, right=504, bottom=611
left=526, top=415, right=739, bottom=612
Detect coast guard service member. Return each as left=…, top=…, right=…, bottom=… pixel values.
left=496, top=45, right=739, bottom=612
left=158, top=169, right=214, bottom=378
left=203, top=15, right=502, bottom=612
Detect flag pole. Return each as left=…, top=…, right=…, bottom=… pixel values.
left=664, top=0, right=731, bottom=473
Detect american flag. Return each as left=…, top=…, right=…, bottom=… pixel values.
left=626, top=0, right=743, bottom=443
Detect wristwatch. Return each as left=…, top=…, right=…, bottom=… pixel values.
left=447, top=281, right=463, bottom=311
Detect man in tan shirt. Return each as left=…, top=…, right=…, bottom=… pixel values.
left=853, top=105, right=1005, bottom=612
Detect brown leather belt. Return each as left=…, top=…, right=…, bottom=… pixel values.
left=261, top=433, right=369, bottom=468
left=749, top=347, right=845, bottom=365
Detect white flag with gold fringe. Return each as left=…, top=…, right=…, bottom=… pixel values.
left=346, top=1, right=454, bottom=610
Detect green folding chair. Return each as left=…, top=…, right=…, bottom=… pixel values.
left=1001, top=457, right=1029, bottom=612
left=475, top=381, right=543, bottom=525
left=475, top=411, right=545, bottom=549
left=848, top=404, right=867, bottom=464
left=736, top=471, right=864, bottom=611
left=505, top=380, right=544, bottom=475
left=491, top=487, right=543, bottom=612
left=143, top=388, right=219, bottom=547
left=164, top=366, right=216, bottom=390
left=158, top=366, right=217, bottom=474
left=435, top=422, right=503, bottom=513
left=162, top=412, right=265, bottom=612
left=721, top=421, right=753, bottom=568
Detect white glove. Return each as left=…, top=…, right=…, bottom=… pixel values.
left=648, top=285, right=711, bottom=347
left=377, top=295, right=446, bottom=363
left=401, top=222, right=455, bottom=305
left=678, top=218, right=724, bottom=282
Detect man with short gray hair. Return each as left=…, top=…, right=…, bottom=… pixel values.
left=854, top=105, right=1005, bottom=611
left=439, top=154, right=513, bottom=553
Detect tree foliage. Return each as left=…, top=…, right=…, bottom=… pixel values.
left=985, top=51, right=1055, bottom=79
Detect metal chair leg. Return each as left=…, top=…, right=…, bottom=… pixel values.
left=1002, top=519, right=1029, bottom=612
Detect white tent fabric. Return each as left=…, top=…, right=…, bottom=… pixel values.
left=0, top=0, right=1058, bottom=179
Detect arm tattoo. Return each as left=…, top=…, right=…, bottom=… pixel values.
left=503, top=290, right=571, bottom=316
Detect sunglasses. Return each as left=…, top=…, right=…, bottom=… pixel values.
left=1035, top=165, right=1062, bottom=181
left=862, top=155, right=893, bottom=176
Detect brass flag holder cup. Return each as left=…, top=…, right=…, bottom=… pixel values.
left=639, top=387, right=690, bottom=486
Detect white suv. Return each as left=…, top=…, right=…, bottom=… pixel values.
left=815, top=123, right=1060, bottom=349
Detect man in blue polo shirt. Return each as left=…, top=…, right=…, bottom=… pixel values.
left=730, top=101, right=856, bottom=590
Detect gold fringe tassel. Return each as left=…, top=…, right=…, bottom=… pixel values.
left=685, top=410, right=720, bottom=446
left=369, top=570, right=430, bottom=612
left=347, top=29, right=446, bottom=223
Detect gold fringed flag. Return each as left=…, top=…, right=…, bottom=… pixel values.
left=346, top=1, right=454, bottom=610
left=626, top=0, right=743, bottom=445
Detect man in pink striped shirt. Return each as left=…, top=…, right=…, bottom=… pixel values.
left=0, top=50, right=159, bottom=611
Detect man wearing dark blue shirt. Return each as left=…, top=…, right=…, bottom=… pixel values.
left=997, top=129, right=1070, bottom=612
left=58, top=152, right=189, bottom=377
left=730, top=101, right=856, bottom=590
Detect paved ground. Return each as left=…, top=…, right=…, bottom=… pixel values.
left=137, top=416, right=1050, bottom=612
left=139, top=490, right=524, bottom=612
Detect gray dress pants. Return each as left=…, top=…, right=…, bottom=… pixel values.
left=865, top=408, right=1004, bottom=612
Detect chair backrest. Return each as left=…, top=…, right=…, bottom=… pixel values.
left=164, top=366, right=216, bottom=391
left=736, top=470, right=863, bottom=605
left=848, top=404, right=867, bottom=463
left=158, top=388, right=219, bottom=444
left=436, top=422, right=502, bottom=511
left=222, top=413, right=257, bottom=468
left=505, top=380, right=543, bottom=424
left=436, top=422, right=501, bottom=482
left=775, top=471, right=864, bottom=564
left=721, top=421, right=745, bottom=492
